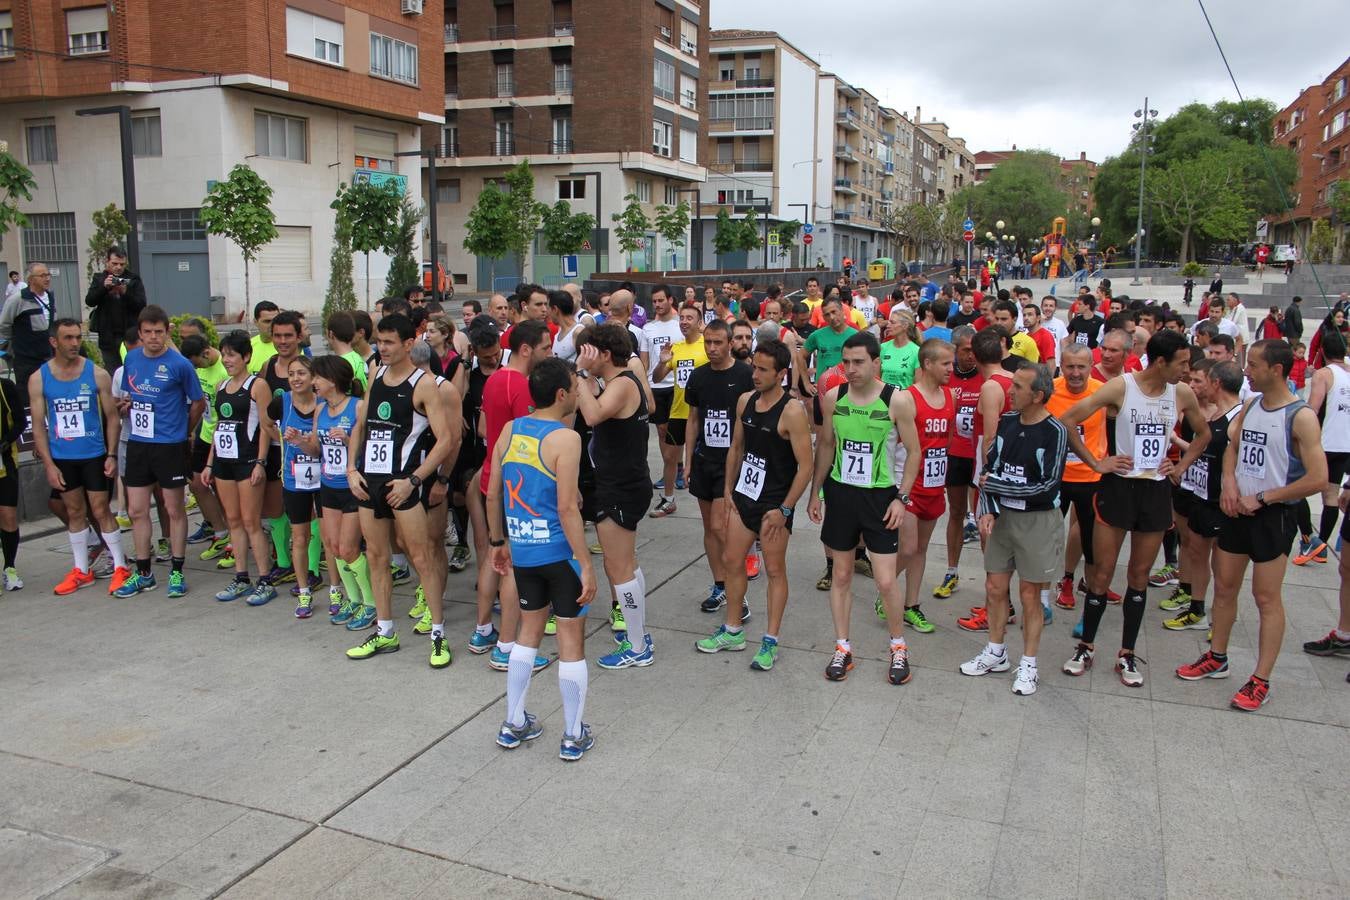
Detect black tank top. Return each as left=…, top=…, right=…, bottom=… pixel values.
left=264, top=356, right=292, bottom=400
left=213, top=375, right=260, bottom=461
left=737, top=391, right=797, bottom=504
left=589, top=370, right=649, bottom=488
left=362, top=366, right=428, bottom=477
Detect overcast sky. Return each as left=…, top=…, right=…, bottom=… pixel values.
left=711, top=0, right=1347, bottom=163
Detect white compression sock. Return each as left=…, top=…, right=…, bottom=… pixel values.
left=505, top=644, right=537, bottom=728
left=69, top=529, right=89, bottom=573
left=558, top=659, right=588, bottom=737
left=615, top=574, right=646, bottom=646
left=101, top=531, right=125, bottom=569
left=636, top=567, right=646, bottom=595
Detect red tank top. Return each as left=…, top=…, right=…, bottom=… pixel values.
left=972, top=371, right=1013, bottom=450
left=908, top=384, right=954, bottom=493
left=948, top=369, right=984, bottom=459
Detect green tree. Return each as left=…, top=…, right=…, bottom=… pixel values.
left=1308, top=218, right=1336, bottom=264
left=653, top=200, right=691, bottom=267
left=959, top=150, right=1066, bottom=246
left=611, top=193, right=651, bottom=270
left=85, top=204, right=130, bottom=282
left=501, top=161, right=543, bottom=278
left=1328, top=180, right=1350, bottom=223
left=711, top=208, right=739, bottom=269
left=198, top=164, right=278, bottom=310
left=0, top=145, right=36, bottom=246
left=383, top=195, right=422, bottom=297
left=463, top=182, right=511, bottom=286
left=736, top=207, right=763, bottom=255
left=323, top=204, right=357, bottom=323
left=1144, top=148, right=1252, bottom=263
left=331, top=179, right=402, bottom=310
left=539, top=200, right=597, bottom=256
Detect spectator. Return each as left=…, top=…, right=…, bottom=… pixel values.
left=85, top=246, right=147, bottom=377
left=1282, top=295, right=1304, bottom=342
left=0, top=262, right=57, bottom=409
left=4, top=270, right=24, bottom=304
left=1258, top=306, right=1285, bottom=340
left=1309, top=309, right=1350, bottom=368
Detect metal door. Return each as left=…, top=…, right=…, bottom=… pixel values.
left=150, top=252, right=210, bottom=316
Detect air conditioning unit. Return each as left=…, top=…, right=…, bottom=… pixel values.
left=401, top=0, right=423, bottom=15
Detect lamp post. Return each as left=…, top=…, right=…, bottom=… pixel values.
left=1131, top=99, right=1159, bottom=285
left=566, top=170, right=603, bottom=275
left=75, top=106, right=139, bottom=272
left=395, top=148, right=440, bottom=304
left=788, top=202, right=809, bottom=269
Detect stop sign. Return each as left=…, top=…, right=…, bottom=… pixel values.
left=803, top=234, right=814, bottom=245
left=963, top=230, right=975, bottom=243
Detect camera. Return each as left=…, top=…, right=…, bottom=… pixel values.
left=109, top=276, right=130, bottom=286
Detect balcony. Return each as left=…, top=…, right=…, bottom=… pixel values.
left=836, top=108, right=860, bottom=131
left=711, top=159, right=773, bottom=174
left=736, top=77, right=774, bottom=89
left=884, top=161, right=894, bottom=174
left=880, top=190, right=894, bottom=201
left=834, top=143, right=856, bottom=162
left=488, top=24, right=517, bottom=40
left=552, top=20, right=575, bottom=37
left=553, top=77, right=573, bottom=95
left=680, top=91, right=697, bottom=111
left=711, top=117, right=774, bottom=134
left=882, top=130, right=896, bottom=143
left=437, top=142, right=460, bottom=159
left=655, top=85, right=675, bottom=102
left=491, top=140, right=516, bottom=156
left=833, top=210, right=853, bottom=222
left=680, top=38, right=697, bottom=56
left=834, top=177, right=857, bottom=195
left=444, top=24, right=459, bottom=43
left=549, top=139, right=574, bottom=154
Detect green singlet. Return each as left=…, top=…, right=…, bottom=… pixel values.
left=829, top=383, right=896, bottom=489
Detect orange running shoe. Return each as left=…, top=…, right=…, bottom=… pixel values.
left=108, top=566, right=132, bottom=595
left=1230, top=676, right=1270, bottom=711
left=54, top=568, right=95, bottom=596
left=1055, top=576, right=1076, bottom=610
left=958, top=607, right=989, bottom=632
left=745, top=550, right=761, bottom=581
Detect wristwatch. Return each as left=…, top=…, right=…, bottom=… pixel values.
left=408, top=474, right=422, bottom=488
left=779, top=504, right=793, bottom=518
left=1256, top=491, right=1267, bottom=507
left=898, top=492, right=912, bottom=506
left=437, top=473, right=452, bottom=485
left=489, top=538, right=506, bottom=547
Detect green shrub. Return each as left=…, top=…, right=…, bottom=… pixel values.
left=1178, top=261, right=1207, bottom=278
left=170, top=313, right=220, bottom=348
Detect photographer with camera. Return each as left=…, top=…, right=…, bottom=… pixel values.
left=85, top=246, right=146, bottom=377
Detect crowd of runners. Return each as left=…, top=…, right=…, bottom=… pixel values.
left=12, top=264, right=1350, bottom=761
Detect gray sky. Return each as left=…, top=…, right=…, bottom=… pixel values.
left=711, top=0, right=1347, bottom=163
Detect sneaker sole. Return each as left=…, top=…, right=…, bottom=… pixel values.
left=824, top=664, right=853, bottom=682
left=1163, top=620, right=1210, bottom=632
left=695, top=640, right=746, bottom=654
left=750, top=658, right=776, bottom=671
left=348, top=644, right=400, bottom=660
left=960, top=660, right=1011, bottom=676
left=1117, top=672, right=1144, bottom=687
left=1176, top=667, right=1230, bottom=681
left=1231, top=695, right=1270, bottom=711
left=1062, top=662, right=1093, bottom=676
left=1012, top=682, right=1038, bottom=696
left=467, top=642, right=496, bottom=655
left=597, top=656, right=654, bottom=670
left=54, top=580, right=96, bottom=596
left=1303, top=647, right=1350, bottom=658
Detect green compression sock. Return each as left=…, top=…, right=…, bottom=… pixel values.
left=350, top=554, right=376, bottom=609
left=269, top=517, right=292, bottom=568
left=336, top=559, right=361, bottom=607
left=308, top=520, right=323, bottom=575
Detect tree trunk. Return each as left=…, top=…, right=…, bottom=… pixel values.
left=243, top=257, right=251, bottom=316
left=364, top=251, right=372, bottom=311
left=1180, top=225, right=1192, bottom=264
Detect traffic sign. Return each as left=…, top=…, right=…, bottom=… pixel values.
left=963, top=218, right=974, bottom=231
left=767, top=231, right=780, bottom=245
left=963, top=230, right=975, bottom=243
left=561, top=254, right=579, bottom=278
left=802, top=223, right=814, bottom=235
left=803, top=234, right=814, bottom=245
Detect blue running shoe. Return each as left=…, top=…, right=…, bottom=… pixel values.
left=186, top=523, right=215, bottom=545
left=488, top=646, right=549, bottom=671
left=532, top=654, right=552, bottom=672
left=331, top=600, right=357, bottom=625
left=245, top=578, right=276, bottom=606
left=559, top=724, right=595, bottom=761
left=166, top=570, right=187, bottom=599
left=700, top=584, right=727, bottom=613
left=613, top=630, right=628, bottom=646
left=346, top=605, right=377, bottom=630
left=1072, top=613, right=1084, bottom=640
left=1042, top=603, right=1054, bottom=626
left=598, top=637, right=654, bottom=669
left=675, top=464, right=686, bottom=490
left=215, top=576, right=252, bottom=602
left=113, top=571, right=156, bottom=598
left=468, top=627, right=499, bottom=655
left=497, top=712, right=543, bottom=749
left=652, top=477, right=665, bottom=490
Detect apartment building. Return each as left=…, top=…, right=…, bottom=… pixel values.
left=1269, top=55, right=1350, bottom=249
left=973, top=146, right=1099, bottom=217
left=916, top=111, right=974, bottom=205
left=0, top=0, right=445, bottom=319
left=432, top=0, right=709, bottom=290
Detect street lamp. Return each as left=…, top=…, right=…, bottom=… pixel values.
left=995, top=220, right=1005, bottom=231
left=76, top=106, right=139, bottom=272
left=395, top=148, right=441, bottom=304
left=1091, top=216, right=1101, bottom=227
left=1131, top=99, right=1159, bottom=285
left=566, top=170, right=604, bottom=275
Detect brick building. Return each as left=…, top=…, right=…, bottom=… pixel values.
left=1269, top=56, right=1350, bottom=253
left=432, top=0, right=709, bottom=290
left=972, top=146, right=1098, bottom=217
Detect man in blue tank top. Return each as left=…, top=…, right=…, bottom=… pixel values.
left=487, top=357, right=597, bottom=760
left=29, top=318, right=130, bottom=596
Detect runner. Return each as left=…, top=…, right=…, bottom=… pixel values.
left=29, top=318, right=129, bottom=595
left=177, top=326, right=229, bottom=557
left=808, top=331, right=921, bottom=685
left=650, top=303, right=707, bottom=518
left=1059, top=329, right=1210, bottom=686
left=936, top=326, right=982, bottom=599
left=273, top=356, right=324, bottom=617
left=682, top=319, right=753, bottom=616
left=960, top=365, right=1068, bottom=695
left=576, top=323, right=656, bottom=669
left=1178, top=341, right=1325, bottom=708
left=643, top=286, right=684, bottom=500
left=259, top=311, right=305, bottom=586
left=1293, top=330, right=1350, bottom=565
left=201, top=331, right=276, bottom=606
left=1067, top=297, right=1104, bottom=348
left=879, top=307, right=920, bottom=388
left=345, top=314, right=459, bottom=668
left=487, top=357, right=597, bottom=760
left=695, top=339, right=812, bottom=670
left=0, top=373, right=22, bottom=589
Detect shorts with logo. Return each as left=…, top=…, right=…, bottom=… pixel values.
left=358, top=474, right=422, bottom=520
left=650, top=388, right=674, bottom=426
left=688, top=453, right=727, bottom=502
left=1094, top=474, right=1173, bottom=533
left=54, top=456, right=111, bottom=494
left=1058, top=479, right=1099, bottom=565
left=820, top=478, right=899, bottom=554
left=283, top=488, right=322, bottom=524
left=733, top=495, right=794, bottom=535
left=945, top=454, right=976, bottom=489
left=904, top=489, right=946, bottom=522
left=124, top=440, right=191, bottom=489
left=663, top=418, right=687, bottom=447
left=985, top=507, right=1065, bottom=583
left=191, top=437, right=212, bottom=474
left=320, top=485, right=358, bottom=513
left=1186, top=498, right=1225, bottom=538
left=1217, top=503, right=1297, bottom=564
left=516, top=558, right=586, bottom=618
left=594, top=482, right=652, bottom=532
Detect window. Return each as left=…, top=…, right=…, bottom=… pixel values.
left=496, top=63, right=514, bottom=98
left=679, top=126, right=697, bottom=164
left=709, top=92, right=772, bottom=130
left=66, top=6, right=108, bottom=55
left=653, top=57, right=675, bottom=102
left=494, top=120, right=514, bottom=155
left=436, top=179, right=461, bottom=204
left=0, top=12, right=13, bottom=58
left=137, top=209, right=206, bottom=242
left=259, top=226, right=312, bottom=283
left=1336, top=78, right=1347, bottom=102
left=664, top=185, right=678, bottom=205
left=26, top=119, right=57, bottom=163
left=551, top=116, right=573, bottom=153
left=285, top=7, right=342, bottom=64
left=743, top=63, right=760, bottom=81
left=680, top=74, right=697, bottom=111
left=22, top=213, right=77, bottom=264
left=131, top=111, right=162, bottom=157
left=554, top=62, right=572, bottom=94
left=716, top=138, right=732, bottom=164
left=652, top=120, right=672, bottom=157
left=354, top=127, right=396, bottom=172
left=558, top=178, right=585, bottom=200
left=635, top=180, right=652, bottom=203
left=1332, top=111, right=1347, bottom=138
left=679, top=18, right=697, bottom=55
left=254, top=111, right=307, bottom=162
left=718, top=58, right=734, bottom=82
left=370, top=33, right=418, bottom=85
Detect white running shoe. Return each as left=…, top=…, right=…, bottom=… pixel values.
left=959, top=647, right=1010, bottom=677
left=1012, top=665, right=1039, bottom=695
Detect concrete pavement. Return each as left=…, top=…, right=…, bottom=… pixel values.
left=5, top=404, right=1350, bottom=899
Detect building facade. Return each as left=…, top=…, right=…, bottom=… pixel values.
left=433, top=0, right=709, bottom=291
left=1269, top=55, right=1350, bottom=252
left=0, top=0, right=445, bottom=320
left=973, top=146, right=1098, bottom=217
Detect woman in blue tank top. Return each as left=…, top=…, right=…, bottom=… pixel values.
left=273, top=357, right=324, bottom=618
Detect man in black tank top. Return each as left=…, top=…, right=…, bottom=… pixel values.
left=694, top=339, right=812, bottom=672
left=576, top=324, right=656, bottom=670
left=259, top=311, right=303, bottom=581
left=345, top=314, right=461, bottom=669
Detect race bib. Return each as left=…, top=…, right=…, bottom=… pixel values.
left=213, top=422, right=240, bottom=459
left=130, top=400, right=155, bottom=439
left=364, top=427, right=394, bottom=474
left=1238, top=431, right=1267, bottom=480
left=1065, top=424, right=1085, bottom=464
left=1074, top=331, right=1089, bottom=345
left=840, top=439, right=874, bottom=487
left=292, top=455, right=320, bottom=490
left=1133, top=422, right=1166, bottom=470
left=676, top=358, right=695, bottom=389
left=735, top=452, right=766, bottom=500
left=703, top=410, right=731, bottom=448
left=1182, top=457, right=1208, bottom=499
left=956, top=408, right=974, bottom=438
left=53, top=398, right=87, bottom=439
left=922, top=447, right=948, bottom=489
left=322, top=442, right=348, bottom=477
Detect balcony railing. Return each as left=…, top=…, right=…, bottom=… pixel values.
left=680, top=38, right=697, bottom=56
left=488, top=24, right=517, bottom=40
left=835, top=143, right=856, bottom=160
left=491, top=140, right=516, bottom=156
left=710, top=116, right=773, bottom=131
left=736, top=77, right=774, bottom=89
left=883, top=161, right=894, bottom=174
left=552, top=21, right=574, bottom=37
left=833, top=210, right=853, bottom=222
left=654, top=86, right=675, bottom=102
left=444, top=24, right=459, bottom=42
left=549, top=140, right=574, bottom=154
left=438, top=142, right=460, bottom=158
left=554, top=78, right=573, bottom=95
left=680, top=92, right=697, bottom=110
left=736, top=160, right=772, bottom=172
left=834, top=177, right=853, bottom=189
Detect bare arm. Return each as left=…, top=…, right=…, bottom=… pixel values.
left=95, top=367, right=121, bottom=457
left=891, top=390, right=921, bottom=497
left=28, top=371, right=59, bottom=484
left=1268, top=407, right=1327, bottom=505
left=485, top=423, right=510, bottom=543
left=411, top=376, right=457, bottom=483
left=345, top=396, right=370, bottom=498
left=548, top=429, right=595, bottom=605
left=251, top=379, right=275, bottom=461
left=722, top=392, right=749, bottom=502
left=780, top=398, right=814, bottom=509
left=1060, top=376, right=1126, bottom=472
left=1307, top=368, right=1332, bottom=415
left=576, top=373, right=636, bottom=426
